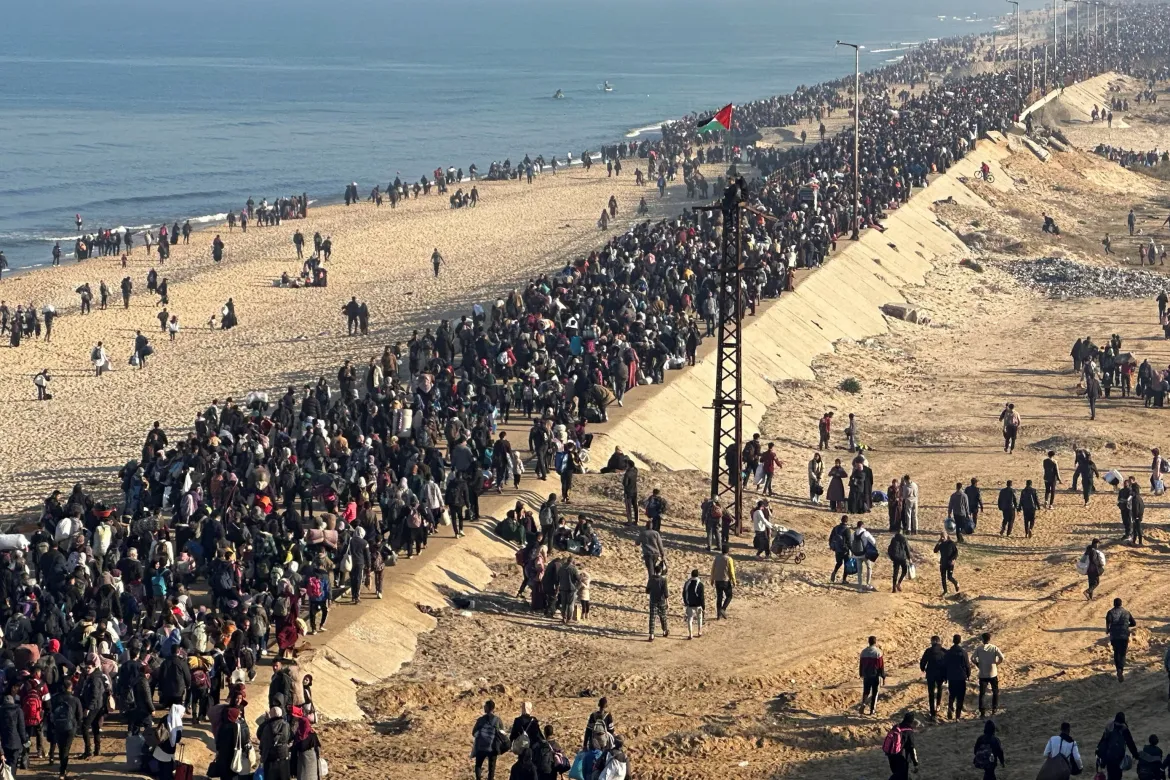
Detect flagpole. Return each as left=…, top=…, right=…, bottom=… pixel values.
left=837, top=40, right=862, bottom=241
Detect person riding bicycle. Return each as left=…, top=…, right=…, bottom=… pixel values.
left=980, top=161, right=991, bottom=179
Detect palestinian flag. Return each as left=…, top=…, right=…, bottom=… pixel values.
left=697, top=103, right=733, bottom=133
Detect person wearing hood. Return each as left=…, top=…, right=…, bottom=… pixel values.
left=0, top=693, right=27, bottom=773
left=258, top=706, right=293, bottom=780
left=213, top=705, right=251, bottom=780
left=293, top=708, right=323, bottom=780
left=1096, top=712, right=1139, bottom=780
left=973, top=720, right=1006, bottom=779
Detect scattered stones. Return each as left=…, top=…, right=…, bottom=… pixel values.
left=1005, top=257, right=1170, bottom=299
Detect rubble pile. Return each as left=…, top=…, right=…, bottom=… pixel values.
left=1005, top=257, right=1170, bottom=299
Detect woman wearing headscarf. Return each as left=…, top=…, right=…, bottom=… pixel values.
left=274, top=581, right=302, bottom=662
left=510, top=701, right=542, bottom=746
left=212, top=704, right=252, bottom=780
left=293, top=708, right=323, bottom=780
left=153, top=703, right=185, bottom=780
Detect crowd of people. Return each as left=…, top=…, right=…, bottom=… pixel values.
left=3, top=7, right=1170, bottom=780
left=1094, top=143, right=1170, bottom=169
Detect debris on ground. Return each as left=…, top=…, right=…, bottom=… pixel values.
left=1004, top=257, right=1170, bottom=298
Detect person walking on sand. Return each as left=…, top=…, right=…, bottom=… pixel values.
left=998, top=403, right=1020, bottom=453
left=851, top=520, right=877, bottom=592
left=997, top=480, right=1019, bottom=536
left=945, top=634, right=971, bottom=719
left=1082, top=538, right=1106, bottom=600
left=637, top=518, right=666, bottom=575
left=472, top=700, right=506, bottom=780
left=1042, top=450, right=1062, bottom=508
left=1105, top=597, right=1136, bottom=682
left=682, top=568, right=704, bottom=639
left=1020, top=479, right=1040, bottom=537
left=710, top=545, right=735, bottom=619
left=1095, top=712, right=1139, bottom=780
left=431, top=248, right=444, bottom=277
left=645, top=559, right=668, bottom=641
left=919, top=635, right=947, bottom=720
left=934, top=532, right=959, bottom=595
left=887, top=529, right=911, bottom=592
left=973, top=720, right=1006, bottom=780
left=818, top=411, right=833, bottom=449
left=1041, top=723, right=1083, bottom=778
left=1129, top=483, right=1145, bottom=546
left=973, top=632, right=1004, bottom=719
left=858, top=636, right=885, bottom=715
left=899, top=475, right=919, bottom=534
left=881, top=712, right=919, bottom=780
left=91, top=342, right=110, bottom=376
left=828, top=515, right=852, bottom=584
left=133, top=331, right=150, bottom=369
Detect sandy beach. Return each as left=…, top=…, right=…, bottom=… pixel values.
left=0, top=166, right=667, bottom=516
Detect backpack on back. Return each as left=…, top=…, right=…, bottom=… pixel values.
left=1102, top=725, right=1128, bottom=765
left=21, top=690, right=42, bottom=726
left=307, top=576, right=324, bottom=601
left=51, top=698, right=76, bottom=735
left=473, top=718, right=497, bottom=754
left=973, top=742, right=995, bottom=770
left=881, top=726, right=905, bottom=757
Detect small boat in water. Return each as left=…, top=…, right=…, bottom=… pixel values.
left=603, top=81, right=613, bottom=92
left=554, top=89, right=564, bottom=99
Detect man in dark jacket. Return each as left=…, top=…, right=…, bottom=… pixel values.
left=997, top=480, right=1019, bottom=536
left=964, top=478, right=984, bottom=531
left=0, top=694, right=27, bottom=771
left=934, top=533, right=960, bottom=595
left=1106, top=598, right=1137, bottom=682
left=1129, top=483, right=1146, bottom=546
left=944, top=634, right=971, bottom=719
left=1019, top=479, right=1041, bottom=537
left=268, top=660, right=294, bottom=712
left=48, top=679, right=82, bottom=776
left=471, top=700, right=506, bottom=780
left=919, top=636, right=948, bottom=719
left=78, top=658, right=106, bottom=758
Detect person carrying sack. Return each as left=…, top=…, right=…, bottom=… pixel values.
left=1038, top=722, right=1082, bottom=780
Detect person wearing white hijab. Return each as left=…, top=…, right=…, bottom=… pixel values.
left=153, top=703, right=185, bottom=777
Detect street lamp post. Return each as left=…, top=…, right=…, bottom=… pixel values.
left=1007, top=0, right=1021, bottom=109
left=837, top=40, right=862, bottom=241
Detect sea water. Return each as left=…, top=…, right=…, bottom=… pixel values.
left=0, top=0, right=1009, bottom=269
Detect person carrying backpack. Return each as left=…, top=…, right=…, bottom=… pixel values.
left=534, top=723, right=569, bottom=780
left=973, top=720, right=1006, bottom=779
left=48, top=679, right=82, bottom=779
left=19, top=670, right=48, bottom=760
left=306, top=565, right=331, bottom=634
left=1097, top=712, right=1140, bottom=780
left=881, top=712, right=919, bottom=780
left=258, top=706, right=293, bottom=780
left=1135, top=734, right=1169, bottom=780
left=471, top=700, right=507, bottom=780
